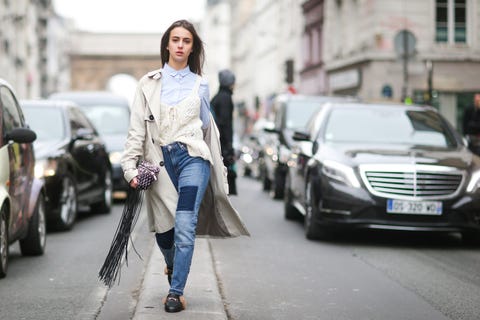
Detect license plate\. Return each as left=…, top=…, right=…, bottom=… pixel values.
left=386, top=199, right=442, bottom=215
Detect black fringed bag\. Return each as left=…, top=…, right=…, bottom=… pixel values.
left=98, top=160, right=160, bottom=288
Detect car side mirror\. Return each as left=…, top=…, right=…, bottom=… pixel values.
left=264, top=127, right=281, bottom=135
left=292, top=131, right=310, bottom=141
left=312, top=140, right=319, bottom=155
left=5, top=127, right=37, bottom=144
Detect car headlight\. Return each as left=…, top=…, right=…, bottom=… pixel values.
left=466, top=170, right=480, bottom=193
left=321, top=160, right=361, bottom=188
left=109, top=151, right=123, bottom=165
left=241, top=146, right=251, bottom=154
left=265, top=146, right=274, bottom=156
left=241, top=153, right=253, bottom=164
left=34, top=159, right=58, bottom=179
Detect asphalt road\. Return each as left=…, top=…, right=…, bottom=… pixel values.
left=1, top=175, right=480, bottom=320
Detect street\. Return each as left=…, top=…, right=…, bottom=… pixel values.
left=213, top=176, right=480, bottom=320
left=0, top=202, right=151, bottom=320
left=1, top=176, right=480, bottom=320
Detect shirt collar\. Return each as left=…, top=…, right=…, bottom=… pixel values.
left=164, top=63, right=191, bottom=78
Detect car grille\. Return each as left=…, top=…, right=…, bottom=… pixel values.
left=359, top=164, right=465, bottom=200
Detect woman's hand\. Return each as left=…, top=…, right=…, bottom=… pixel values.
left=130, top=176, right=139, bottom=189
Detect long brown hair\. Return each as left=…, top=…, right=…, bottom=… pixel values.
left=160, top=20, right=205, bottom=75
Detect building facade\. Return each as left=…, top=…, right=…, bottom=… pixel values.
left=229, top=0, right=305, bottom=123
left=308, top=0, right=480, bottom=129
left=0, top=0, right=54, bottom=98
left=300, top=0, right=327, bottom=95
left=203, top=0, right=233, bottom=97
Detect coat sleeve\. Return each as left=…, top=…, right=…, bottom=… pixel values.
left=121, top=77, right=148, bottom=183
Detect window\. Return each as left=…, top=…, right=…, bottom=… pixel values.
left=1, top=86, right=22, bottom=133
left=454, top=0, right=466, bottom=42
left=435, top=0, right=467, bottom=44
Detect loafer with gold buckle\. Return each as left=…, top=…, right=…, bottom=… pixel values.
left=163, top=293, right=186, bottom=313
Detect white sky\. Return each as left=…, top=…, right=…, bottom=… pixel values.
left=53, top=0, right=207, bottom=33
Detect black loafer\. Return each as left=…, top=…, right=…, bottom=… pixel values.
left=164, top=293, right=186, bottom=313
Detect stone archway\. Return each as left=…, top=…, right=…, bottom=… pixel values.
left=68, top=32, right=163, bottom=92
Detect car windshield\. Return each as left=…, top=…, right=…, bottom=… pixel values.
left=23, top=106, right=66, bottom=142
left=323, top=107, right=457, bottom=148
left=285, top=100, right=324, bottom=130
left=80, top=105, right=130, bottom=136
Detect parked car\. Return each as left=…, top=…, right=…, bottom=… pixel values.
left=285, top=101, right=480, bottom=243
left=0, top=79, right=47, bottom=278
left=238, top=118, right=273, bottom=179
left=261, top=94, right=357, bottom=199
left=49, top=91, right=130, bottom=197
left=21, top=99, right=113, bottom=230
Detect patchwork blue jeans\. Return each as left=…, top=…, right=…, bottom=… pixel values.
left=158, top=142, right=210, bottom=296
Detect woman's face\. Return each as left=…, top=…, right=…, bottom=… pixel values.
left=167, top=26, right=193, bottom=68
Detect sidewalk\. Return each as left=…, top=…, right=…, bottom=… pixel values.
left=132, top=238, right=227, bottom=320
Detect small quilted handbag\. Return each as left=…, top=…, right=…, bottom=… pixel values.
left=137, top=160, right=160, bottom=190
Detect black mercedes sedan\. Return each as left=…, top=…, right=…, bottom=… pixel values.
left=284, top=101, right=480, bottom=243
left=49, top=91, right=130, bottom=197
left=21, top=100, right=113, bottom=230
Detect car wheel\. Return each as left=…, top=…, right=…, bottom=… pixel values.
left=272, top=166, right=285, bottom=199
left=242, top=161, right=252, bottom=177
left=261, top=167, right=271, bottom=191
left=0, top=205, right=8, bottom=278
left=304, top=180, right=319, bottom=239
left=284, top=174, right=301, bottom=220
left=56, top=174, right=78, bottom=231
left=19, top=194, right=47, bottom=256
left=244, top=167, right=252, bottom=177
left=91, top=169, right=113, bottom=214
left=304, top=179, right=331, bottom=240
left=256, top=156, right=265, bottom=181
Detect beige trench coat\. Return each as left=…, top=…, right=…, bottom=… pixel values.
left=121, top=69, right=249, bottom=238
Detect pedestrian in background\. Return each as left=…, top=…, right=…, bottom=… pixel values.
left=463, top=93, right=480, bottom=154
left=120, top=19, right=249, bottom=313
left=211, top=69, right=238, bottom=195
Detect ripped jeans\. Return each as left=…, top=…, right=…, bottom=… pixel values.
left=156, top=141, right=210, bottom=296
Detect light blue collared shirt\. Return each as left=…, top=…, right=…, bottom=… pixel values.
left=160, top=63, right=211, bottom=129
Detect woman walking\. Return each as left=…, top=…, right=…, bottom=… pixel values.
left=121, top=20, right=249, bottom=313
